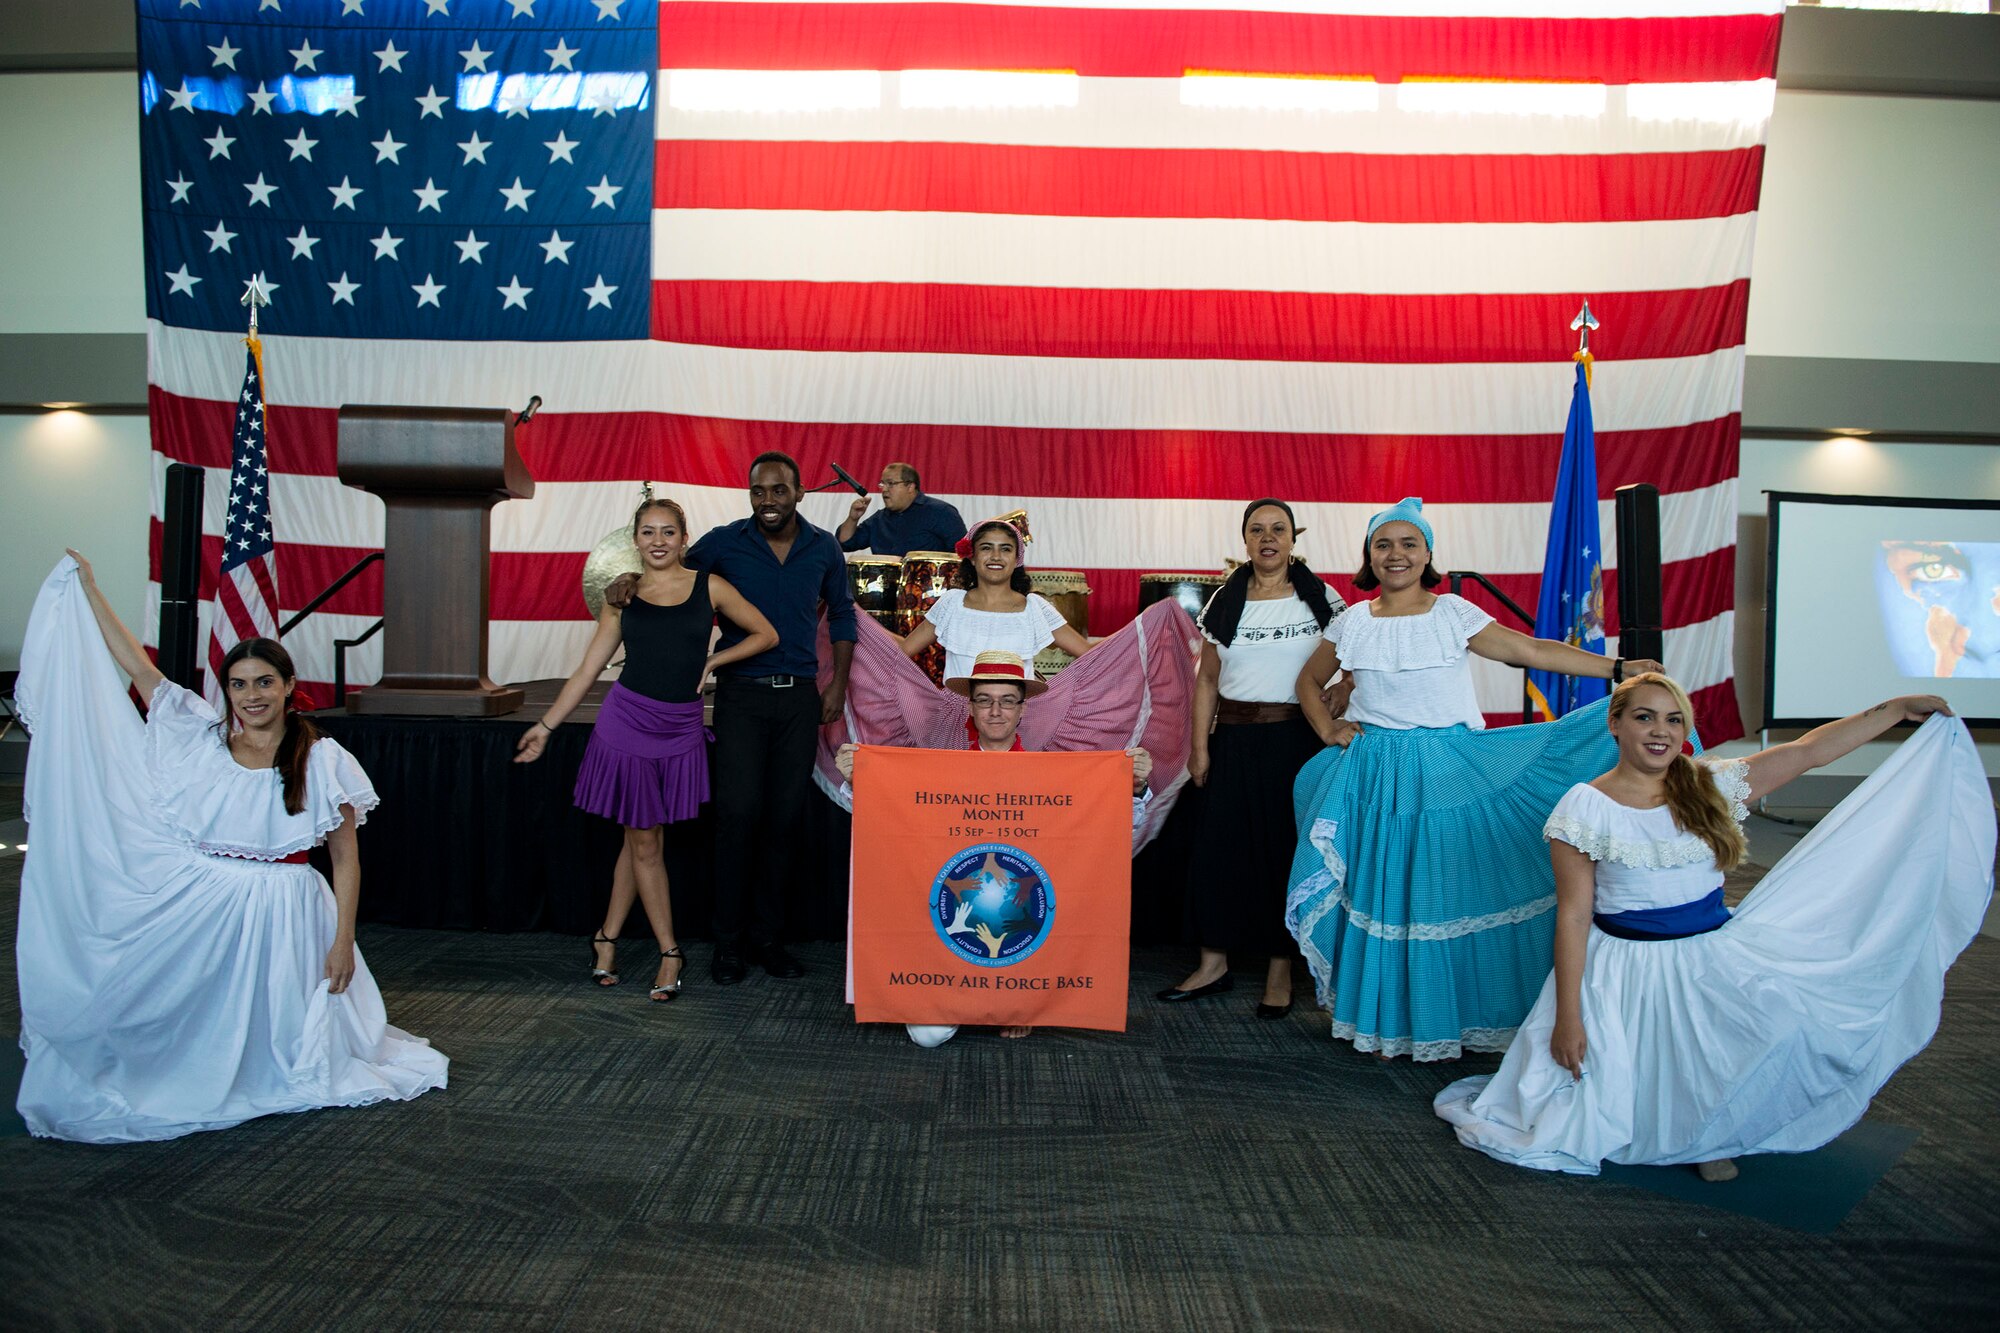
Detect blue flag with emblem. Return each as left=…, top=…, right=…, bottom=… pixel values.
left=1527, top=361, right=1609, bottom=721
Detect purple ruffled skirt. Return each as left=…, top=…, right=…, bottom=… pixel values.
left=573, top=683, right=710, bottom=828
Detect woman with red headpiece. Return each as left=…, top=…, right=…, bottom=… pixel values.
left=895, top=516, right=1092, bottom=682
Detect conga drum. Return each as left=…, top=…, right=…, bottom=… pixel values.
left=897, top=550, right=959, bottom=685
left=1028, top=569, right=1091, bottom=639
left=1033, top=647, right=1075, bottom=682
left=846, top=555, right=903, bottom=633
left=1138, top=573, right=1227, bottom=621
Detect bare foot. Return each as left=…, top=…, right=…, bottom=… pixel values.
left=1000, top=1025, right=1032, bottom=1039
left=1695, top=1158, right=1739, bottom=1183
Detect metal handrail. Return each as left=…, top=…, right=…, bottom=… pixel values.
left=333, top=620, right=384, bottom=708
left=1446, top=570, right=1536, bottom=726
left=278, top=552, right=383, bottom=638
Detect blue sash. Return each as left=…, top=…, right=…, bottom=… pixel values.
left=1594, top=888, right=1730, bottom=941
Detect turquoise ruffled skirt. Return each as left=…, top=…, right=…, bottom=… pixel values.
left=1285, top=699, right=1619, bottom=1061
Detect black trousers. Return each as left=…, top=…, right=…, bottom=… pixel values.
left=708, top=677, right=822, bottom=946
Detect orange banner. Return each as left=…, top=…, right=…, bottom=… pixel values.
left=850, top=747, right=1132, bottom=1031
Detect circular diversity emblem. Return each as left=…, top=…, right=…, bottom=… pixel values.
left=929, top=843, right=1055, bottom=967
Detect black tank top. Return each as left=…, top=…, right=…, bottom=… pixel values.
left=618, top=572, right=712, bottom=702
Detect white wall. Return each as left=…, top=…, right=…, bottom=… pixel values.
left=0, top=72, right=145, bottom=334
left=0, top=411, right=155, bottom=672
left=1747, top=90, right=2000, bottom=364
left=1741, top=435, right=2000, bottom=508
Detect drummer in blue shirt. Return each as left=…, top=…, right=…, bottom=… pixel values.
left=836, top=462, right=968, bottom=558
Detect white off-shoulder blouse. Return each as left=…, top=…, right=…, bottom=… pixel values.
left=1542, top=759, right=1752, bottom=916
left=146, top=680, right=379, bottom=861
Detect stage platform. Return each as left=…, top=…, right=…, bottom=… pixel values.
left=311, top=681, right=1204, bottom=940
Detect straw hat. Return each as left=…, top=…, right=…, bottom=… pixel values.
left=944, top=650, right=1048, bottom=698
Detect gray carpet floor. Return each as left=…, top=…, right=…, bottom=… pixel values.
left=1, top=781, right=1996, bottom=1331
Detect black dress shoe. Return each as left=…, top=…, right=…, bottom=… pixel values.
left=710, top=945, right=747, bottom=987
left=1155, top=976, right=1234, bottom=1003
left=1255, top=1001, right=1293, bottom=1020
left=753, top=941, right=806, bottom=979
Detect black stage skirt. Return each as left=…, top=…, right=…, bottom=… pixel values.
left=1185, top=712, right=1323, bottom=958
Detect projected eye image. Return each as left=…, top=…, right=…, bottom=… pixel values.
left=1875, top=541, right=2000, bottom=679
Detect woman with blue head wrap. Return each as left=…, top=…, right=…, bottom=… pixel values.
left=1283, top=498, right=1664, bottom=1061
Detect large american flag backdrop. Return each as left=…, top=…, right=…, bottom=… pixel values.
left=139, top=0, right=1781, bottom=741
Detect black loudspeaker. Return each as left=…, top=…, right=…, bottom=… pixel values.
left=157, top=462, right=205, bottom=690
left=1614, top=483, right=1665, bottom=665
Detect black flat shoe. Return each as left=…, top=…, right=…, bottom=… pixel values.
left=710, top=945, right=747, bottom=987
left=1155, top=976, right=1234, bottom=1003
left=755, top=941, right=806, bottom=979
left=1255, top=1001, right=1293, bottom=1020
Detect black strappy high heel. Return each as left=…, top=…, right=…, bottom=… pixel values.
left=589, top=933, right=619, bottom=987
left=650, top=946, right=685, bottom=1003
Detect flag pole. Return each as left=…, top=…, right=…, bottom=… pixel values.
left=1527, top=302, right=1608, bottom=723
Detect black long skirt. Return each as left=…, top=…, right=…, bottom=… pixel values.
left=1184, top=713, right=1323, bottom=958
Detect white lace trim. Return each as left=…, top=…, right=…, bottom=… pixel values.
left=1542, top=813, right=1717, bottom=871
left=1706, top=758, right=1752, bottom=824
left=1329, top=1019, right=1518, bottom=1062
left=187, top=801, right=377, bottom=864
left=1290, top=817, right=1556, bottom=942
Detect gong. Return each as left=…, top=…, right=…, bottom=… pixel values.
left=581, top=527, right=643, bottom=619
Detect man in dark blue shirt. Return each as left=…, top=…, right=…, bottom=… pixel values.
left=836, top=462, right=968, bottom=558
left=624, top=452, right=856, bottom=985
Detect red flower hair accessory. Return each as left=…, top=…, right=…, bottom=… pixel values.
left=958, top=517, right=1029, bottom=568
left=290, top=687, right=319, bottom=713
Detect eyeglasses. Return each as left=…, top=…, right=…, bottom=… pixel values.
left=972, top=697, right=1024, bottom=712
left=880, top=479, right=915, bottom=490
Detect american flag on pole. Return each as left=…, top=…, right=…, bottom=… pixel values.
left=139, top=0, right=1782, bottom=742
left=203, top=330, right=282, bottom=710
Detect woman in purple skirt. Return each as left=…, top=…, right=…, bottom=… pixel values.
left=515, top=494, right=777, bottom=1001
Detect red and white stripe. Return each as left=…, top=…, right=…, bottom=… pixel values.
left=146, top=1, right=1780, bottom=740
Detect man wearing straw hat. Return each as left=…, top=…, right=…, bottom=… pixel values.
left=836, top=650, right=1153, bottom=1046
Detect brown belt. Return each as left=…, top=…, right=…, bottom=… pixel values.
left=1215, top=699, right=1303, bottom=725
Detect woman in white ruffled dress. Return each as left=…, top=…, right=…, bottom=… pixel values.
left=14, top=554, right=447, bottom=1143
left=1435, top=673, right=1994, bottom=1179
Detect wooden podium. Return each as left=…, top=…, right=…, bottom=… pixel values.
left=337, top=405, right=535, bottom=716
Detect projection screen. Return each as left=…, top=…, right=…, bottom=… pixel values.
left=1765, top=492, right=2000, bottom=726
